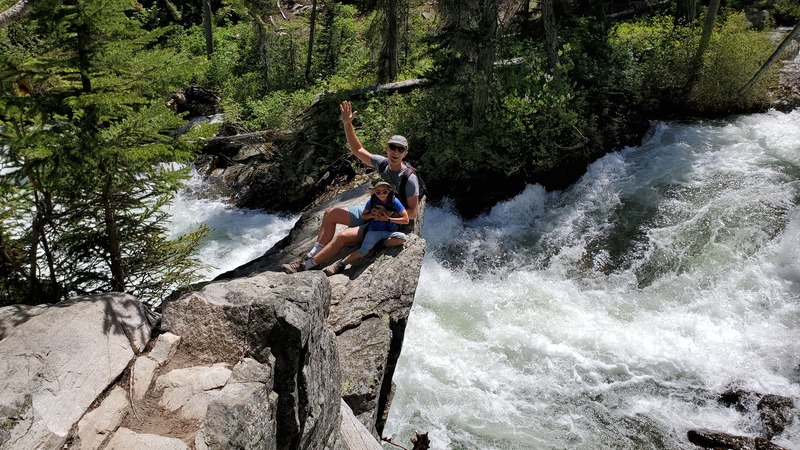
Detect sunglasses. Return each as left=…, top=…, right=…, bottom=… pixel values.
left=388, top=143, right=407, bottom=152
left=374, top=190, right=391, bottom=195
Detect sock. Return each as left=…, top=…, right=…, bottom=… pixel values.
left=306, top=242, right=324, bottom=259
left=303, top=258, right=316, bottom=270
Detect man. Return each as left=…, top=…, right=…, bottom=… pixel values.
left=282, top=100, right=420, bottom=274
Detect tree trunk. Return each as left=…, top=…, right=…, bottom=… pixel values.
left=472, top=0, right=499, bottom=126
left=27, top=206, right=42, bottom=303
left=690, top=0, right=721, bottom=79
left=542, top=0, right=558, bottom=71
left=255, top=18, right=269, bottom=91
left=522, top=0, right=531, bottom=24
left=305, top=0, right=317, bottom=82
left=377, top=0, right=400, bottom=83
left=102, top=173, right=125, bottom=293
left=203, top=0, right=214, bottom=59
left=674, top=0, right=697, bottom=25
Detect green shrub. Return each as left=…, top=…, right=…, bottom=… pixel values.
left=773, top=0, right=800, bottom=25
left=609, top=16, right=696, bottom=112
left=609, top=12, right=778, bottom=115
left=245, top=89, right=316, bottom=131
left=690, top=12, right=778, bottom=113
left=390, top=46, right=591, bottom=193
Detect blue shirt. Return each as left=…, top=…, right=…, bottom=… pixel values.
left=364, top=197, right=405, bottom=232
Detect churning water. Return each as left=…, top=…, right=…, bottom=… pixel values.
left=171, top=110, right=800, bottom=449
left=383, top=110, right=800, bottom=449
left=165, top=173, right=298, bottom=280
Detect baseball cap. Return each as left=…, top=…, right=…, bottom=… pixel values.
left=387, top=135, right=408, bottom=149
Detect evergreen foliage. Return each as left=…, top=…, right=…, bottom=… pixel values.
left=0, top=0, right=214, bottom=306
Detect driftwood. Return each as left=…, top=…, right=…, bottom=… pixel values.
left=380, top=431, right=430, bottom=450
left=340, top=400, right=383, bottom=450
left=0, top=0, right=32, bottom=28
left=608, top=1, right=670, bottom=21
left=300, top=79, right=431, bottom=132
left=349, top=79, right=431, bottom=99
left=310, top=79, right=431, bottom=106
left=411, top=432, right=430, bottom=450
left=202, top=130, right=285, bottom=151
left=277, top=0, right=287, bottom=20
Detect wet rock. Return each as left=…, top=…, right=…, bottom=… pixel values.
left=192, top=130, right=324, bottom=211
left=719, top=388, right=795, bottom=439
left=757, top=395, right=795, bottom=439
left=687, top=429, right=787, bottom=450
left=167, top=86, right=221, bottom=118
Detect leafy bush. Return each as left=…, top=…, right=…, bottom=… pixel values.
left=496, top=53, right=588, bottom=176
left=609, top=16, right=696, bottom=112
left=609, top=12, right=778, bottom=115
left=391, top=45, right=591, bottom=196
left=245, top=89, right=316, bottom=131
left=773, top=0, right=800, bottom=25
left=690, top=12, right=778, bottom=114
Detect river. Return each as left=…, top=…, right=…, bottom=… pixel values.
left=170, top=110, right=800, bottom=449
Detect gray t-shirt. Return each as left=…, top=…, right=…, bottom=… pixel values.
left=371, top=155, right=420, bottom=203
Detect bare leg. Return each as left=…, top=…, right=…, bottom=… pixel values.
left=312, top=226, right=363, bottom=267
left=316, top=207, right=352, bottom=245
left=342, top=251, right=363, bottom=265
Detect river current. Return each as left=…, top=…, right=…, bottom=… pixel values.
left=169, top=110, right=800, bottom=449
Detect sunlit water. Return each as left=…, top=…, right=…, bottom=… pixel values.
left=165, top=172, right=298, bottom=280
left=171, top=110, right=800, bottom=449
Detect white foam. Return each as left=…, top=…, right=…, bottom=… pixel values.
left=385, top=110, right=800, bottom=449
left=165, top=172, right=298, bottom=279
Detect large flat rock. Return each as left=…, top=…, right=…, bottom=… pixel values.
left=0, top=294, right=153, bottom=450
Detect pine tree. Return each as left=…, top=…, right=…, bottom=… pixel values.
left=0, top=0, right=213, bottom=306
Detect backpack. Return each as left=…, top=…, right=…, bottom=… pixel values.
left=377, top=160, right=427, bottom=208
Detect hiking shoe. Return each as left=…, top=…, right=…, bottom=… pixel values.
left=323, top=260, right=346, bottom=277
left=282, top=260, right=307, bottom=274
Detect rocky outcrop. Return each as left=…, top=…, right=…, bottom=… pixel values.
left=191, top=129, right=334, bottom=211
left=775, top=59, right=800, bottom=112
left=167, top=86, right=221, bottom=118
left=0, top=180, right=425, bottom=450
left=216, top=181, right=426, bottom=436
left=160, top=271, right=341, bottom=450
left=688, top=429, right=787, bottom=450
left=0, top=294, right=154, bottom=450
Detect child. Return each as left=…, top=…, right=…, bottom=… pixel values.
left=281, top=179, right=410, bottom=275
left=322, top=180, right=409, bottom=276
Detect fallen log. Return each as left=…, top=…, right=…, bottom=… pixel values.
left=0, top=0, right=32, bottom=28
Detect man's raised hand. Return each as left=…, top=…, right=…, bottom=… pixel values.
left=340, top=100, right=356, bottom=124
